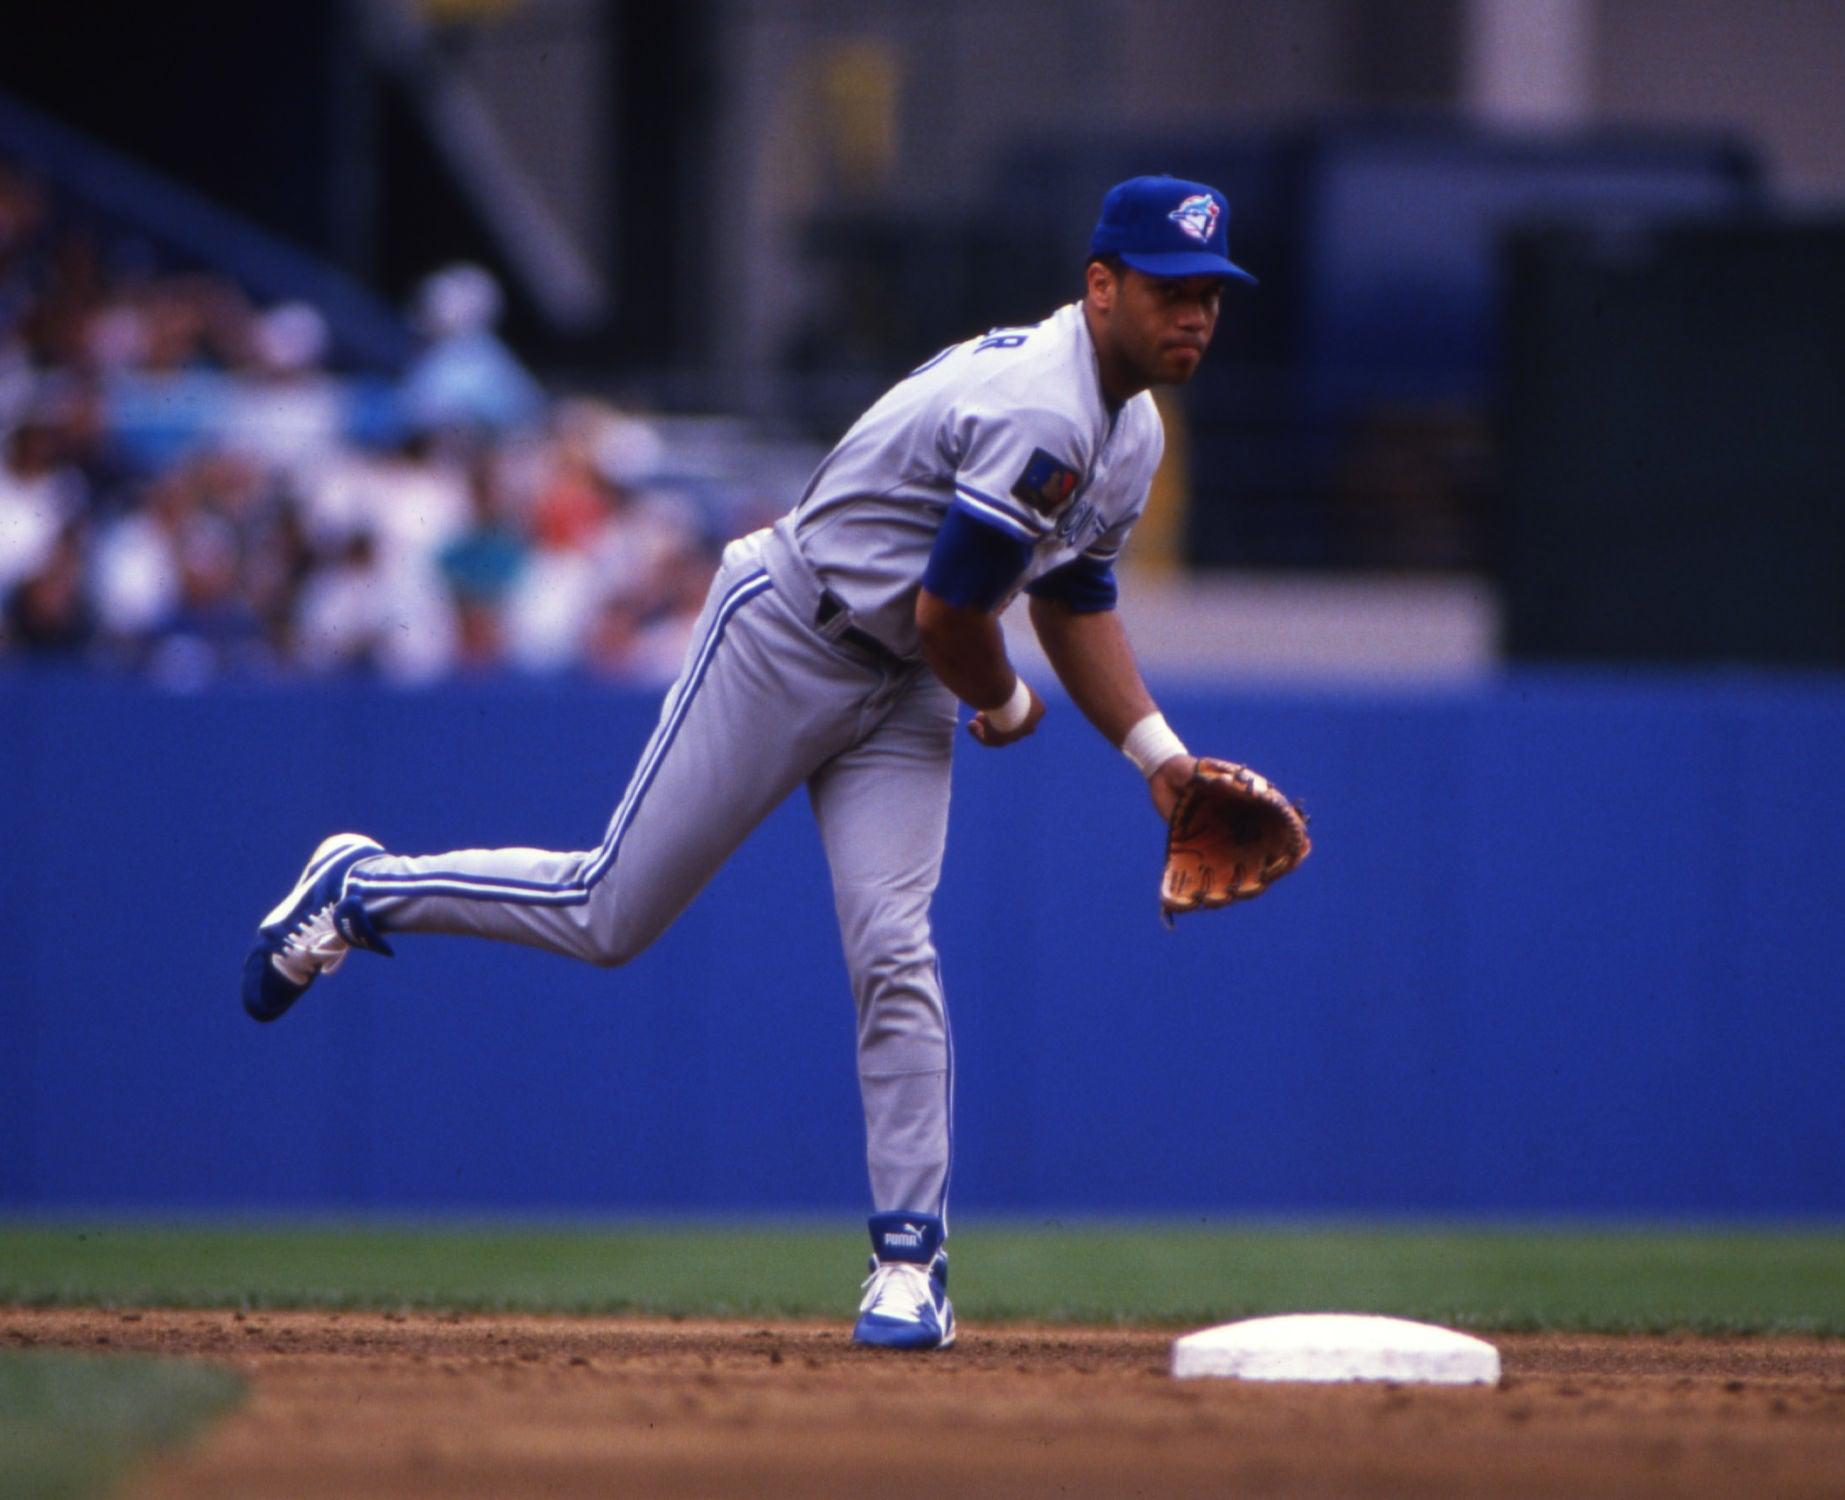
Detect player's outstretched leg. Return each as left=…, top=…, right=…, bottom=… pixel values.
left=242, top=833, right=394, bottom=1023
left=853, top=1212, right=955, bottom=1351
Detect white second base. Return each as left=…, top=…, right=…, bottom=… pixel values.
left=1171, top=1313, right=1501, bottom=1384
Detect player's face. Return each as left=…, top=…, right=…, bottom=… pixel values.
left=1086, top=263, right=1224, bottom=400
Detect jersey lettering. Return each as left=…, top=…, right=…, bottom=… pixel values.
left=974, top=333, right=1030, bottom=353
left=903, top=346, right=954, bottom=380
left=1054, top=497, right=1104, bottom=549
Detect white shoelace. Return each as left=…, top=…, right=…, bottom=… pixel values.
left=859, top=1261, right=933, bottom=1321
left=274, top=906, right=350, bottom=985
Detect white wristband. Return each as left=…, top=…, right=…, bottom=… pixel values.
left=985, top=676, right=1033, bottom=733
left=1120, top=711, right=1188, bottom=778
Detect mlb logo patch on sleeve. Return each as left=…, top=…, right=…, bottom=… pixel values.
left=1011, top=449, right=1080, bottom=513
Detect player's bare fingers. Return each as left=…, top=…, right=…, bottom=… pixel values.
left=970, top=714, right=1032, bottom=749
left=1148, top=755, right=1195, bottom=818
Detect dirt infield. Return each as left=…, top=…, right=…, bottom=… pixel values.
left=8, top=1308, right=1845, bottom=1499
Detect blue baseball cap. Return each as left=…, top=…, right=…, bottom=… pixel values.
left=1089, top=176, right=1257, bottom=284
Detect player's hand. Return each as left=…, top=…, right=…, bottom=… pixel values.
left=1148, top=754, right=1199, bottom=820
left=966, top=684, right=1046, bottom=748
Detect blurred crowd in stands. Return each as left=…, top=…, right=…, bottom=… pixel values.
left=0, top=158, right=794, bottom=686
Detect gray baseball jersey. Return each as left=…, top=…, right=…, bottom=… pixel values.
left=793, top=300, right=1164, bottom=655
left=343, top=299, right=1165, bottom=1223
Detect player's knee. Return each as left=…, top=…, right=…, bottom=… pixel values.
left=861, top=945, right=933, bottom=996
left=853, top=933, right=942, bottom=1013
left=583, top=915, right=658, bottom=968
left=585, top=929, right=647, bottom=968
left=568, top=909, right=630, bottom=966
left=574, top=887, right=664, bottom=968
left=837, top=891, right=940, bottom=1006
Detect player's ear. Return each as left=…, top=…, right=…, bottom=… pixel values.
left=1085, top=257, right=1119, bottom=309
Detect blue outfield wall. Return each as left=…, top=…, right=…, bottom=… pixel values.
left=2, top=668, right=1842, bottom=1218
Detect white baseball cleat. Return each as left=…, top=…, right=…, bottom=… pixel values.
left=242, top=833, right=392, bottom=1023
left=853, top=1212, right=956, bottom=1351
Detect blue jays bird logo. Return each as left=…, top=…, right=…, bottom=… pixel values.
left=1168, top=193, right=1220, bottom=244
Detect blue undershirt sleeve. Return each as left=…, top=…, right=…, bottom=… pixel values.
left=921, top=505, right=1034, bottom=612
left=1025, top=554, right=1118, bottom=612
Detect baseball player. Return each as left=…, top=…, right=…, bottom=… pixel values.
left=243, top=176, right=1254, bottom=1351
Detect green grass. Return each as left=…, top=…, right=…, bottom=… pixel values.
left=0, top=1351, right=243, bottom=1500
left=3, top=1220, right=1844, bottom=1335
left=965, top=1224, right=1845, bottom=1334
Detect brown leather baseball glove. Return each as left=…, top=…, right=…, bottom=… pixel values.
left=1160, top=759, right=1311, bottom=924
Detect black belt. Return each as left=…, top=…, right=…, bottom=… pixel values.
left=815, top=590, right=906, bottom=669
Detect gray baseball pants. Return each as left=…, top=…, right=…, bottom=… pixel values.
left=347, top=520, right=957, bottom=1220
